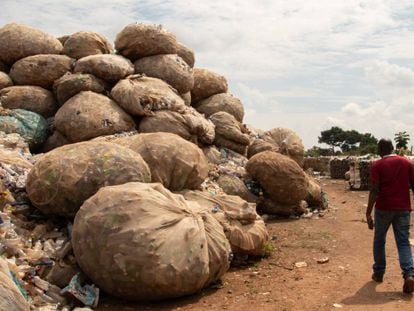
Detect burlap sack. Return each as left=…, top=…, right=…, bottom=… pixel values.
left=9, top=54, right=74, bottom=89
left=72, top=182, right=231, bottom=301
left=39, top=130, right=70, bottom=153
left=63, top=31, right=113, bottom=59
left=181, top=92, right=192, bottom=106
left=247, top=139, right=279, bottom=159
left=196, top=93, right=244, bottom=122
left=261, top=198, right=308, bottom=216
left=182, top=190, right=269, bottom=256
left=246, top=151, right=308, bottom=206
left=115, top=23, right=178, bottom=61
left=0, top=23, right=62, bottom=65
left=216, top=174, right=257, bottom=203
left=0, top=72, right=13, bottom=90
left=203, top=145, right=221, bottom=164
left=54, top=91, right=135, bottom=142
left=177, top=42, right=195, bottom=68
left=210, top=112, right=249, bottom=155
left=74, top=54, right=134, bottom=84
left=57, top=35, right=70, bottom=46
left=191, top=68, right=228, bottom=104
left=264, top=128, right=305, bottom=167
left=0, top=258, right=30, bottom=311
left=306, top=177, right=322, bottom=207
left=53, top=73, right=107, bottom=106
left=113, top=132, right=208, bottom=191
left=0, top=108, right=48, bottom=149
left=111, top=75, right=186, bottom=117
left=0, top=60, right=9, bottom=73
left=0, top=86, right=57, bottom=118
left=139, top=108, right=215, bottom=145
left=26, top=141, right=151, bottom=217
left=134, top=54, right=194, bottom=93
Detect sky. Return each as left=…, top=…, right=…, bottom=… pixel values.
left=1, top=0, right=414, bottom=148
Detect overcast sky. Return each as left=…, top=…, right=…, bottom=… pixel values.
left=2, top=0, right=414, bottom=148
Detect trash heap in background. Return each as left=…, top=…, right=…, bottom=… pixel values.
left=0, top=22, right=326, bottom=309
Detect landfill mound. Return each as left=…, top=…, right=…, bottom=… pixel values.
left=0, top=22, right=326, bottom=309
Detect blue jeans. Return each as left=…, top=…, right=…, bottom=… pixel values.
left=373, top=209, right=414, bottom=278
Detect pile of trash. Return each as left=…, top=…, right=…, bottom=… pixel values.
left=0, top=22, right=326, bottom=309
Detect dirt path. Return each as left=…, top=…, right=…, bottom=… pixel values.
left=97, top=179, right=414, bottom=311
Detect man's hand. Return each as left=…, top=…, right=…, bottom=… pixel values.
left=366, top=213, right=374, bottom=230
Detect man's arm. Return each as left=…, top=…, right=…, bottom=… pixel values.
left=366, top=183, right=379, bottom=230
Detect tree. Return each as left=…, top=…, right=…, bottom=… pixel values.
left=318, top=126, right=345, bottom=155
left=394, top=131, right=410, bottom=150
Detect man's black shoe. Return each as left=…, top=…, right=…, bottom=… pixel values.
left=403, top=276, right=414, bottom=294
left=372, top=272, right=384, bottom=283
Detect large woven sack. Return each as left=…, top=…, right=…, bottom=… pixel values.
left=196, top=93, right=244, bottom=122
left=115, top=23, right=178, bottom=61
left=177, top=42, right=195, bottom=68
left=0, top=108, right=48, bottom=149
left=72, top=182, right=231, bottom=301
left=57, top=35, right=70, bottom=46
left=247, top=139, right=279, bottom=159
left=216, top=174, right=257, bottom=203
left=139, top=108, right=215, bottom=145
left=54, top=91, right=135, bottom=142
left=74, top=54, right=134, bottom=84
left=0, top=72, right=13, bottom=90
left=9, top=55, right=74, bottom=89
left=210, top=111, right=249, bottom=154
left=111, top=75, right=186, bottom=117
left=0, top=23, right=62, bottom=65
left=191, top=68, right=228, bottom=104
left=261, top=198, right=308, bottom=216
left=306, top=177, right=322, bottom=207
left=114, top=133, right=208, bottom=191
left=246, top=151, right=308, bottom=206
left=182, top=190, right=268, bottom=256
left=0, top=86, right=57, bottom=118
left=63, top=31, right=113, bottom=59
left=39, top=130, right=70, bottom=153
left=181, top=92, right=191, bottom=106
left=134, top=54, right=194, bottom=93
left=26, top=141, right=151, bottom=217
left=203, top=145, right=221, bottom=164
left=53, top=73, right=107, bottom=106
left=0, top=258, right=30, bottom=311
left=264, top=128, right=305, bottom=167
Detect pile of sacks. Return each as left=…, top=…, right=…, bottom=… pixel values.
left=0, top=21, right=325, bottom=308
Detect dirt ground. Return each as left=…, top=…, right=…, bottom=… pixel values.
left=97, top=178, right=414, bottom=311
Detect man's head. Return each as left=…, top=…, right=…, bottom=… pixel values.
left=378, top=139, right=394, bottom=157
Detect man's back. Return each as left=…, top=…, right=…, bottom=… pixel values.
left=371, top=155, right=414, bottom=211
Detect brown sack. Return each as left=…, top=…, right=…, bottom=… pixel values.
left=181, top=92, right=191, bottom=106
left=203, top=145, right=221, bottom=164
left=57, top=35, right=70, bottom=46
left=261, top=198, right=308, bottom=216
left=139, top=108, right=215, bottom=145
left=216, top=174, right=257, bottom=203
left=114, top=132, right=208, bottom=191
left=53, top=73, right=107, bottom=106
left=196, top=93, right=244, bottom=122
left=74, top=54, right=134, bottom=84
left=0, top=258, right=30, bottom=311
left=247, top=139, right=279, bottom=159
left=264, top=128, right=305, bottom=167
left=115, top=23, right=178, bottom=61
left=246, top=151, right=308, bottom=206
left=210, top=111, right=249, bottom=154
left=72, top=182, right=231, bottom=301
left=9, top=55, right=74, bottom=89
left=134, top=54, right=194, bottom=93
left=0, top=72, right=13, bottom=90
left=0, top=23, right=62, bottom=65
left=191, top=68, right=228, bottom=104
left=111, top=75, right=186, bottom=117
left=0, top=86, right=57, bottom=118
left=176, top=42, right=195, bottom=68
left=306, top=177, right=322, bottom=207
left=63, top=31, right=113, bottom=59
left=26, top=141, right=151, bottom=217
left=39, top=130, right=70, bottom=153
left=54, top=91, right=135, bottom=142
left=182, top=190, right=269, bottom=256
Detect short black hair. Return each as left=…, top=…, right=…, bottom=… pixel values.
left=378, top=138, right=393, bottom=156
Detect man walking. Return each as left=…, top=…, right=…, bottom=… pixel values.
left=366, top=138, right=414, bottom=293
